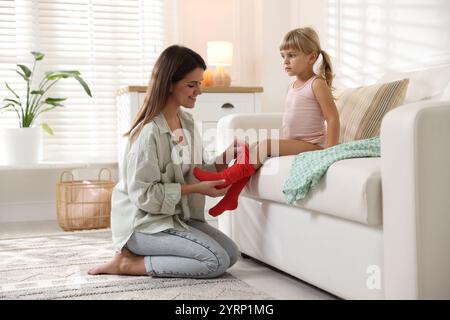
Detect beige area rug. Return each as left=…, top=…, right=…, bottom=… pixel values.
left=0, top=230, right=272, bottom=300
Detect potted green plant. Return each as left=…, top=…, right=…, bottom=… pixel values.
left=1, top=51, right=92, bottom=165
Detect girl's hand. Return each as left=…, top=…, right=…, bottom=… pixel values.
left=195, top=180, right=231, bottom=197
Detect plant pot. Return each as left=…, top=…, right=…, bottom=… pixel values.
left=1, top=127, right=42, bottom=165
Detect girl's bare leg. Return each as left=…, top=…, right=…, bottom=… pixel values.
left=88, top=247, right=147, bottom=276
left=249, top=139, right=322, bottom=170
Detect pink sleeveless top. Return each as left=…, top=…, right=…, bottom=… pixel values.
left=282, top=75, right=326, bottom=145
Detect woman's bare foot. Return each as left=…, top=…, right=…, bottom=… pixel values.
left=88, top=247, right=147, bottom=276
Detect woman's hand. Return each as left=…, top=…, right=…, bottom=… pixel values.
left=194, top=180, right=231, bottom=197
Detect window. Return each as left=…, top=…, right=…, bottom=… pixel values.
left=0, top=0, right=170, bottom=162
left=326, top=0, right=450, bottom=87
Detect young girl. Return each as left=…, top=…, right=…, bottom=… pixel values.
left=88, top=45, right=240, bottom=278
left=194, top=27, right=340, bottom=216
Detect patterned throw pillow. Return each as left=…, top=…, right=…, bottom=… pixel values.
left=336, top=79, right=409, bottom=143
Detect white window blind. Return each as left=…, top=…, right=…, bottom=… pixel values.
left=0, top=0, right=167, bottom=162
left=326, top=0, right=450, bottom=87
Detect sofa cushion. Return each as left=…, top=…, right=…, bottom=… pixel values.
left=377, top=64, right=450, bottom=104
left=244, top=156, right=382, bottom=226
left=336, top=79, right=409, bottom=143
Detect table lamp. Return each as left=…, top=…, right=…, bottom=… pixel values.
left=207, top=41, right=232, bottom=87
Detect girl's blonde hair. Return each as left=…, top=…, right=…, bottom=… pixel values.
left=280, top=27, right=334, bottom=88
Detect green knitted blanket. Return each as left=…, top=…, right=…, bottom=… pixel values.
left=283, top=137, right=381, bottom=204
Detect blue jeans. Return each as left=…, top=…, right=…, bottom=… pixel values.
left=125, top=219, right=240, bottom=278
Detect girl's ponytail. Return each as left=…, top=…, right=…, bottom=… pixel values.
left=280, top=27, right=334, bottom=89
left=320, top=49, right=334, bottom=88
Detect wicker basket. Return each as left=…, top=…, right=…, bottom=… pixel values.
left=56, top=168, right=115, bottom=231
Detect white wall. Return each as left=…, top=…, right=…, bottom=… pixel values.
left=256, top=0, right=296, bottom=113
left=178, top=0, right=239, bottom=83
left=322, top=0, right=450, bottom=87
left=0, top=166, right=118, bottom=223
left=178, top=0, right=450, bottom=99
left=178, top=0, right=301, bottom=112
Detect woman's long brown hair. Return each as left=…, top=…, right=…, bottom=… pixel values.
left=124, top=45, right=206, bottom=142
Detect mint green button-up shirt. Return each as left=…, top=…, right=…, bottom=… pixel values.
left=111, top=110, right=217, bottom=250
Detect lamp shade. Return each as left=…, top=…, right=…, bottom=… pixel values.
left=207, top=41, right=233, bottom=66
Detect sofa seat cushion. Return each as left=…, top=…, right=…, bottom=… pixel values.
left=244, top=156, right=382, bottom=226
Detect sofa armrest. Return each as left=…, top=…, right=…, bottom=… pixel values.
left=381, top=100, right=450, bottom=299
left=216, top=113, right=284, bottom=151
left=216, top=113, right=283, bottom=237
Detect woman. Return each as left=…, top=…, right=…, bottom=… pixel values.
left=88, top=45, right=240, bottom=278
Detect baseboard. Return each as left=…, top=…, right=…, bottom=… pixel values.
left=0, top=202, right=220, bottom=224
left=0, top=201, right=56, bottom=223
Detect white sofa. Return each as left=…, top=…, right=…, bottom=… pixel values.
left=216, top=67, right=450, bottom=299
